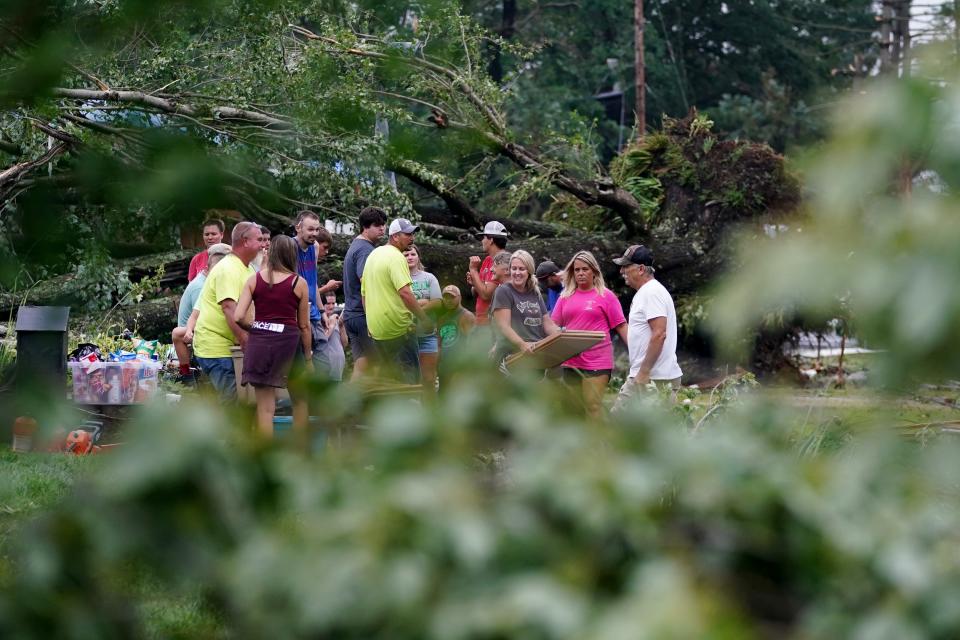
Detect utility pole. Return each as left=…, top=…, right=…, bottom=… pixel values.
left=897, top=0, right=912, bottom=78
left=879, top=0, right=914, bottom=77
left=634, top=0, right=645, bottom=140
left=879, top=0, right=893, bottom=74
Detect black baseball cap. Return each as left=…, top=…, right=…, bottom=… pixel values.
left=612, top=244, right=654, bottom=266
left=535, top=260, right=562, bottom=280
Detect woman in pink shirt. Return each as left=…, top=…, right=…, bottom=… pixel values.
left=551, top=250, right=628, bottom=420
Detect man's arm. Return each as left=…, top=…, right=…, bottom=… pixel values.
left=459, top=310, right=476, bottom=335
left=221, top=299, right=249, bottom=349
left=295, top=278, right=313, bottom=365
left=398, top=285, right=432, bottom=326
left=468, top=256, right=497, bottom=301
left=318, top=279, right=342, bottom=295
left=184, top=309, right=200, bottom=343
left=635, top=316, right=667, bottom=384
left=474, top=277, right=496, bottom=302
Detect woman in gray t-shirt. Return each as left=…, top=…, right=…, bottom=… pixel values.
left=404, top=244, right=442, bottom=394
left=491, top=249, right=560, bottom=365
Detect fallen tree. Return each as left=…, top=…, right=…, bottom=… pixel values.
left=4, top=112, right=799, bottom=350
left=0, top=4, right=800, bottom=363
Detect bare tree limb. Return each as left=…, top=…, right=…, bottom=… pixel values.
left=0, top=143, right=69, bottom=189
left=291, top=25, right=507, bottom=135
left=389, top=160, right=483, bottom=227
left=51, top=88, right=294, bottom=131
left=30, top=120, right=82, bottom=145
left=290, top=26, right=642, bottom=235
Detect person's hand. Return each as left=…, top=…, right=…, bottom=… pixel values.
left=419, top=317, right=435, bottom=334
left=465, top=271, right=475, bottom=286
left=635, top=371, right=651, bottom=385
left=468, top=255, right=481, bottom=270
left=184, top=329, right=194, bottom=344
left=324, top=314, right=338, bottom=336
left=520, top=341, right=536, bottom=354
left=238, top=329, right=249, bottom=350
left=322, top=279, right=342, bottom=292
left=304, top=359, right=315, bottom=373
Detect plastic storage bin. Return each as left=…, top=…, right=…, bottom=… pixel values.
left=272, top=416, right=325, bottom=451
left=69, top=361, right=162, bottom=404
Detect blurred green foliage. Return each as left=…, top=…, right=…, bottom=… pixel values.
left=3, top=2, right=960, bottom=638
left=4, top=362, right=960, bottom=638
left=711, top=56, right=960, bottom=387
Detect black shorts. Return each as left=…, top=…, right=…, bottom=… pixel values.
left=561, top=367, right=613, bottom=384
left=343, top=314, right=374, bottom=361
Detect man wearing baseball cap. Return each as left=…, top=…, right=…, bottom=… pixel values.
left=535, top=260, right=564, bottom=312
left=361, top=218, right=434, bottom=383
left=432, top=284, right=476, bottom=390
left=612, top=244, right=682, bottom=409
left=466, top=220, right=509, bottom=333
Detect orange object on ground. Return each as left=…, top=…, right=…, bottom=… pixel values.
left=12, top=416, right=37, bottom=453
left=64, top=429, right=95, bottom=455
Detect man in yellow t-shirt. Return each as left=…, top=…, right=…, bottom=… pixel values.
left=193, top=221, right=261, bottom=399
left=361, top=218, right=434, bottom=383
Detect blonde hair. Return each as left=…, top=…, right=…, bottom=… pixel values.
left=510, top=249, right=539, bottom=294
left=560, top=250, right=607, bottom=298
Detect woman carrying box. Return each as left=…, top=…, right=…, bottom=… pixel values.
left=550, top=250, right=628, bottom=421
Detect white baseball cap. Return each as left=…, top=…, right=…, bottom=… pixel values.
left=388, top=218, right=419, bottom=235
left=479, top=220, right=509, bottom=237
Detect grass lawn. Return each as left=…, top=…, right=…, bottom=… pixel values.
left=0, top=447, right=90, bottom=561
left=0, top=446, right=226, bottom=638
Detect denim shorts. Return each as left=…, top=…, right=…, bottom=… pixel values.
left=417, top=333, right=439, bottom=354
left=196, top=356, right=237, bottom=400
left=343, top=314, right=374, bottom=360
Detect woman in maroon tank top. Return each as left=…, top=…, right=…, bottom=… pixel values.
left=234, top=235, right=312, bottom=437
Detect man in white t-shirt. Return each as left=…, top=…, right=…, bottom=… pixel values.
left=612, top=244, right=682, bottom=408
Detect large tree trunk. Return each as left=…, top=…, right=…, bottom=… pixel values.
left=95, top=296, right=182, bottom=341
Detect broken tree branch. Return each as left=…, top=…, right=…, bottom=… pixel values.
left=52, top=88, right=294, bottom=131
left=0, top=143, right=70, bottom=189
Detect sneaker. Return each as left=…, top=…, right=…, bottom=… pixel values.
left=175, top=372, right=197, bottom=387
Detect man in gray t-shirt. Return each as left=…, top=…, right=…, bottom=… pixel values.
left=341, top=206, right=387, bottom=379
